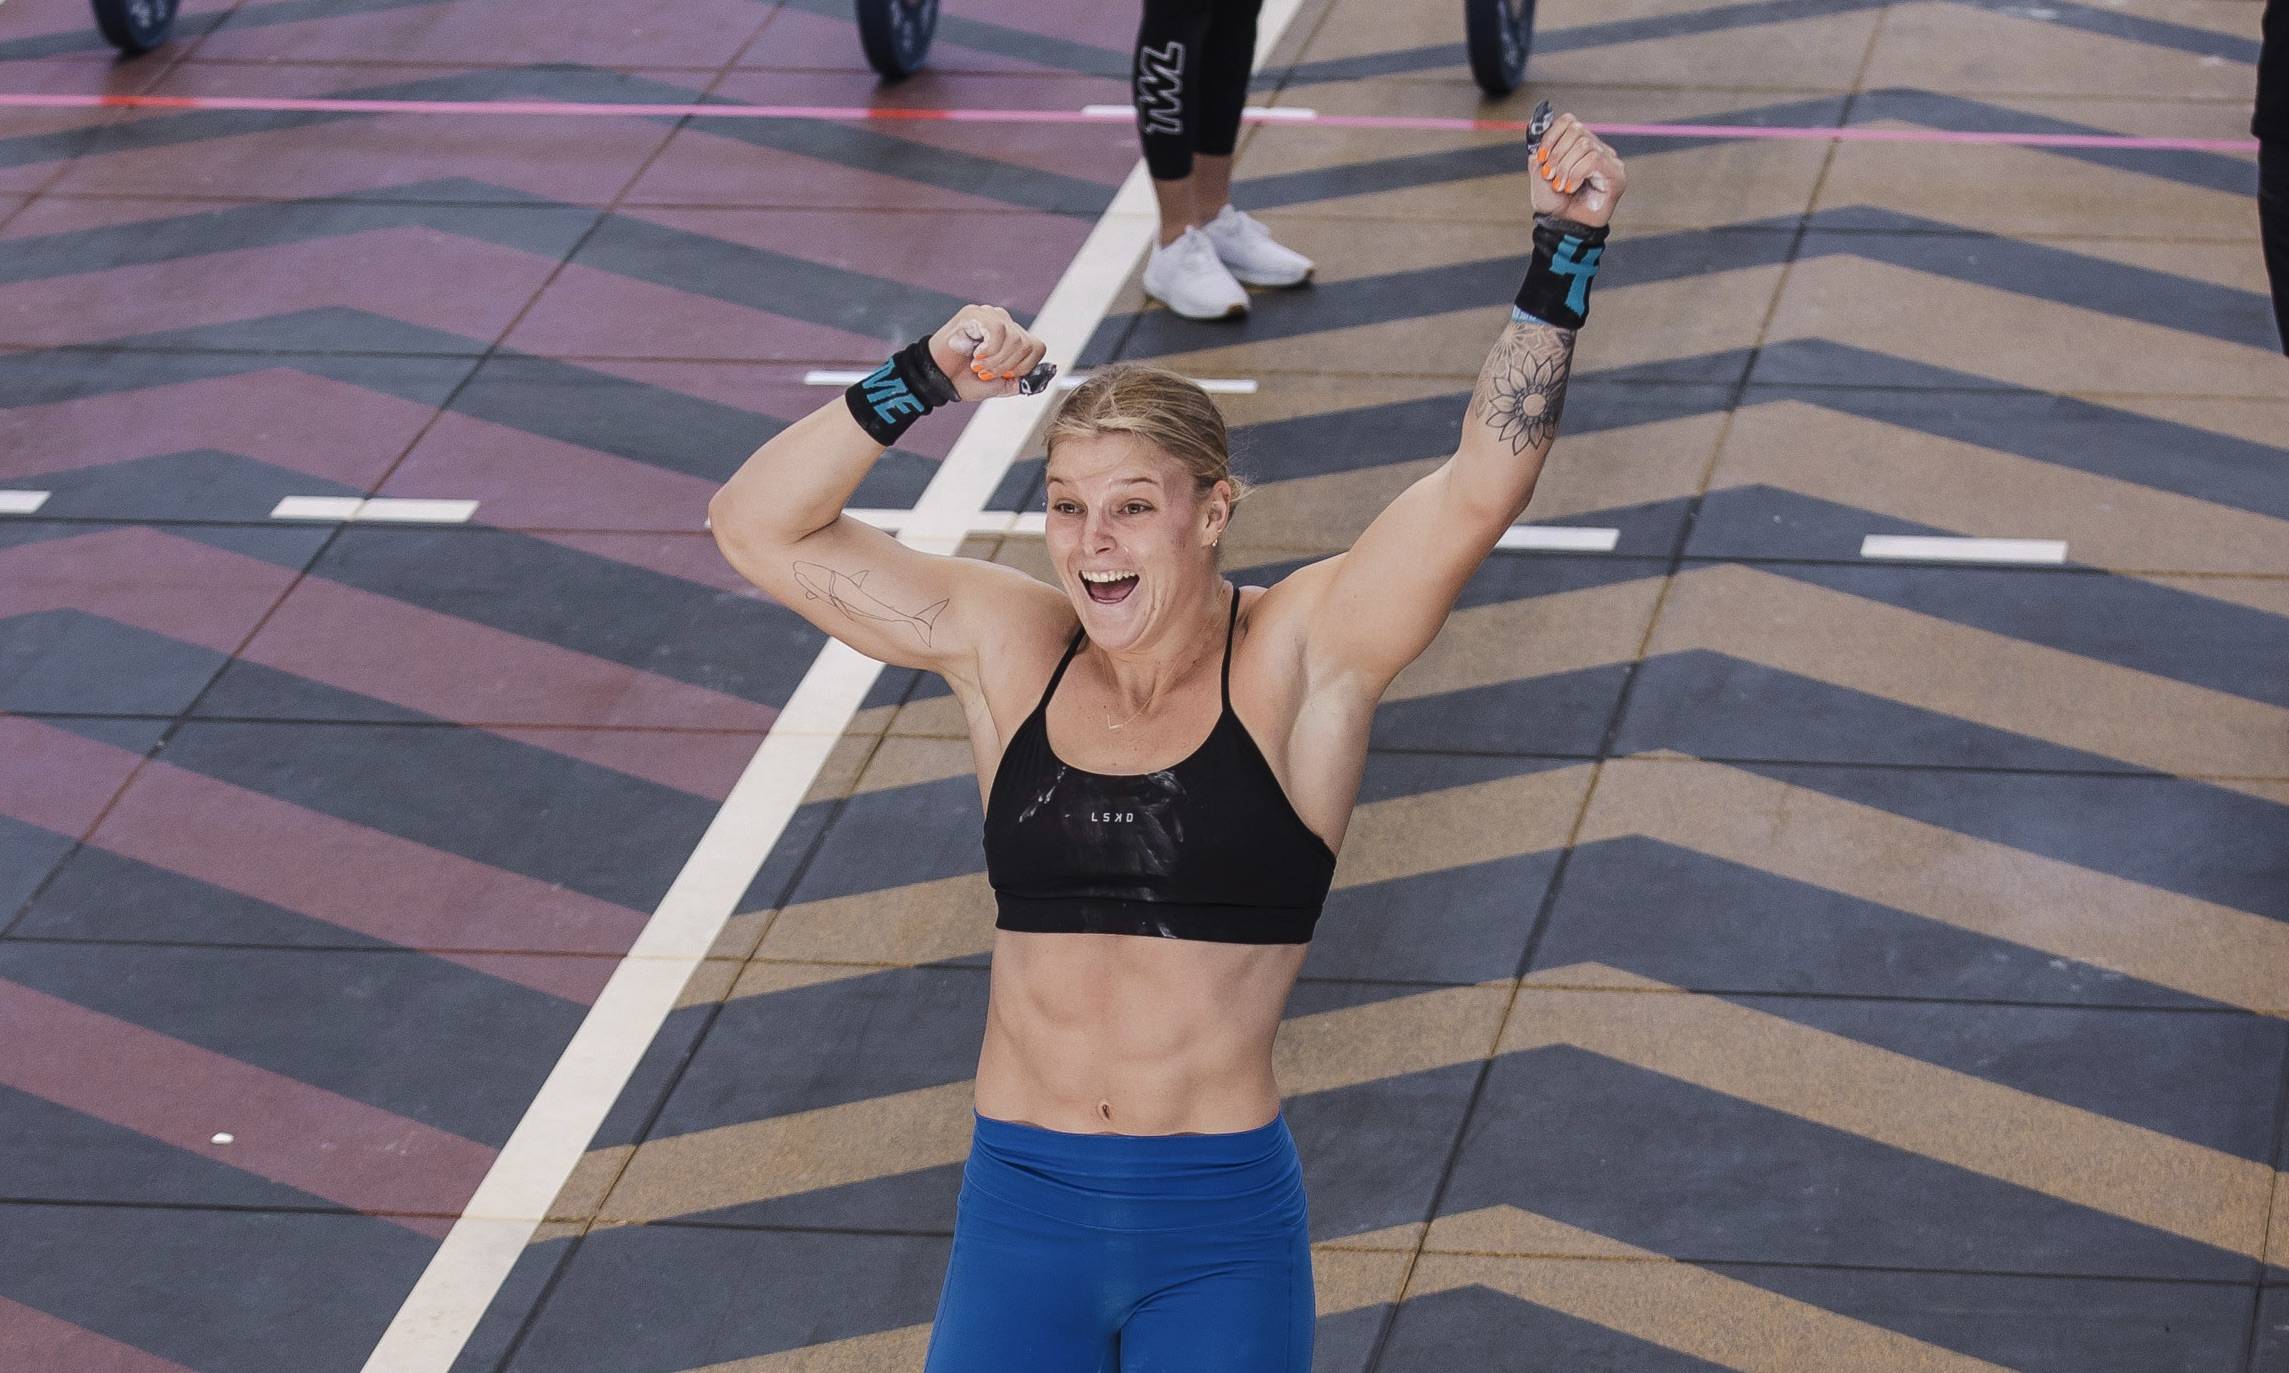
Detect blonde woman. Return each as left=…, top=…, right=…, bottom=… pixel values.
left=709, top=112, right=1623, bottom=1373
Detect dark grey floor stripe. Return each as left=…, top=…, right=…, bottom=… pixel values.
left=1089, top=222, right=1799, bottom=361
left=1764, top=558, right=2289, bottom=710
left=74, top=676, right=722, bottom=912
left=1259, top=0, right=1889, bottom=86
left=0, top=9, right=232, bottom=61
left=1246, top=96, right=1856, bottom=210
left=685, top=101, right=1115, bottom=218
left=0, top=64, right=1115, bottom=219
left=767, top=0, right=1131, bottom=76
left=0, top=309, right=936, bottom=494
left=1748, top=757, right=2289, bottom=926
left=1096, top=209, right=2272, bottom=361
left=0, top=182, right=600, bottom=283
left=0, top=177, right=970, bottom=349
left=1851, top=90, right=2255, bottom=198
left=0, top=0, right=452, bottom=63
left=1808, top=207, right=2277, bottom=351
left=1607, top=338, right=2289, bottom=524
left=1257, top=0, right=2251, bottom=87
left=1534, top=0, right=1890, bottom=54
left=0, top=66, right=666, bottom=172
left=569, top=213, right=970, bottom=343
left=1252, top=41, right=1466, bottom=89
left=1233, top=90, right=2249, bottom=214
left=1958, top=0, right=2260, bottom=63
left=281, top=523, right=826, bottom=708
left=1746, top=341, right=2289, bottom=522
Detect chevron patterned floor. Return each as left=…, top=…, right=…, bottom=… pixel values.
left=0, top=0, right=2282, bottom=1369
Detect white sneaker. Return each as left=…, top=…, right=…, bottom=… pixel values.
left=1142, top=227, right=1249, bottom=320
left=1202, top=204, right=1314, bottom=287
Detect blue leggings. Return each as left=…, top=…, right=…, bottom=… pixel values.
left=923, top=1112, right=1313, bottom=1373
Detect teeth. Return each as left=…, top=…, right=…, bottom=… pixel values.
left=1080, top=570, right=1137, bottom=584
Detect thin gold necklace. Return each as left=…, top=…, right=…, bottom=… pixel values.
left=1100, top=591, right=1225, bottom=731
left=1103, top=698, right=1152, bottom=732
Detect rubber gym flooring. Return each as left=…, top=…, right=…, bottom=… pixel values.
left=1, top=0, right=2284, bottom=1368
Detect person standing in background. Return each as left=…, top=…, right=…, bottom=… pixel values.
left=2258, top=0, right=2287, bottom=352
left=1131, top=0, right=1317, bottom=320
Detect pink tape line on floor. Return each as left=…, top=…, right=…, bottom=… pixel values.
left=0, top=92, right=2259, bottom=153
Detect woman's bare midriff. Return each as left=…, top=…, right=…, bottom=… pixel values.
left=973, top=927, right=1309, bottom=1135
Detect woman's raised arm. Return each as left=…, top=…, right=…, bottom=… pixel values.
left=1270, top=111, right=1627, bottom=698
left=708, top=305, right=1060, bottom=682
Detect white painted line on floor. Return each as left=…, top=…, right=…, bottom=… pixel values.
left=356, top=498, right=480, bottom=524
left=1497, top=524, right=1620, bottom=552
left=0, top=490, right=52, bottom=514
left=970, top=510, right=1048, bottom=536
left=1860, top=534, right=2066, bottom=564
left=1083, top=102, right=1314, bottom=121
left=271, top=496, right=366, bottom=521
left=841, top=507, right=908, bottom=530
left=817, top=368, right=1257, bottom=396
left=358, top=3, right=1326, bottom=1359
left=809, top=508, right=1055, bottom=538
left=1052, top=371, right=1257, bottom=393
left=272, top=496, right=478, bottom=524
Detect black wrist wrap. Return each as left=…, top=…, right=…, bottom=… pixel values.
left=1512, top=215, right=1610, bottom=331
left=845, top=336, right=963, bottom=446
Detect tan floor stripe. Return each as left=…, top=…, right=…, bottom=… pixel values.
left=672, top=1324, right=932, bottom=1373
left=663, top=1245, right=1416, bottom=1371
left=1653, top=564, right=2289, bottom=787
left=746, top=765, right=1598, bottom=981
left=1711, top=400, right=2289, bottom=577
left=1814, top=116, right=2261, bottom=242
left=597, top=1080, right=977, bottom=1226
left=592, top=956, right=2280, bottom=1246
left=1386, top=578, right=1664, bottom=702
left=2268, top=1171, right=2288, bottom=1269
left=1331, top=763, right=1595, bottom=886
left=1142, top=265, right=1785, bottom=386
left=1767, top=257, right=2285, bottom=400
left=1406, top=1226, right=2012, bottom=1373
left=754, top=872, right=997, bottom=969
left=598, top=983, right=1508, bottom=1226
left=1504, top=968, right=2275, bottom=1259
left=1580, top=759, right=2289, bottom=1015
left=1272, top=982, right=1511, bottom=1096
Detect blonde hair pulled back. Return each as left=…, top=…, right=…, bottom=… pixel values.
left=1043, top=364, right=1249, bottom=508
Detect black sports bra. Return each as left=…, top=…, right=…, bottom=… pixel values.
left=983, top=586, right=1337, bottom=945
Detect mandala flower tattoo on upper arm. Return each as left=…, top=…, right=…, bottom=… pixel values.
left=1476, top=321, right=1577, bottom=456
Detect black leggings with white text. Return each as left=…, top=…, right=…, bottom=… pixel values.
left=1133, top=0, right=1265, bottom=182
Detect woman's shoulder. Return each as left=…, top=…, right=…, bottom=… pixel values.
left=1234, top=555, right=1337, bottom=647
left=961, top=568, right=1079, bottom=714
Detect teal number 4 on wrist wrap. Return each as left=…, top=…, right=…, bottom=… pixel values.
left=1512, top=215, right=1609, bottom=330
